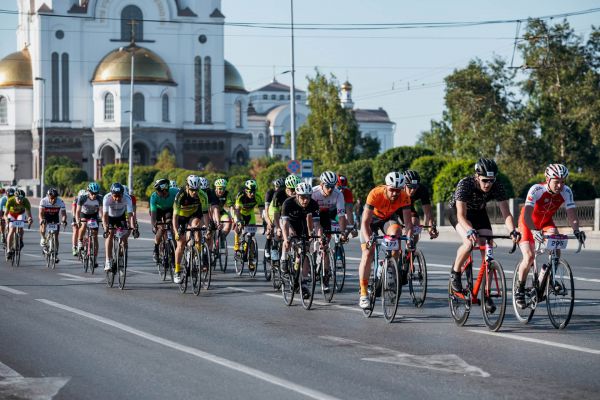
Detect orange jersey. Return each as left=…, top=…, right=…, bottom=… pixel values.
left=365, top=185, right=411, bottom=221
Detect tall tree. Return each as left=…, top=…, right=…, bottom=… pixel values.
left=297, top=70, right=361, bottom=165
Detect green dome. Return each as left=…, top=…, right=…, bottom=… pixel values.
left=224, top=60, right=246, bottom=92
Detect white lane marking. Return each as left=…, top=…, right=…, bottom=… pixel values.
left=320, top=336, right=490, bottom=377
left=0, top=286, right=27, bottom=295
left=469, top=330, right=600, bottom=355
left=226, top=286, right=254, bottom=293
left=0, top=361, right=22, bottom=378
left=57, top=273, right=103, bottom=282
left=0, top=361, right=70, bottom=398
left=36, top=299, right=341, bottom=400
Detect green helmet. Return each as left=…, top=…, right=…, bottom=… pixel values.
left=285, top=175, right=302, bottom=189
left=214, top=178, right=228, bottom=188
left=244, top=179, right=257, bottom=192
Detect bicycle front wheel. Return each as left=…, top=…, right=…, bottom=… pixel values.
left=512, top=261, right=536, bottom=324
left=248, top=237, right=258, bottom=278
left=449, top=264, right=472, bottom=327
left=321, top=249, right=336, bottom=303
left=191, top=246, right=201, bottom=296
left=118, top=244, right=127, bottom=290
left=263, top=240, right=272, bottom=281
left=408, top=250, right=427, bottom=307
left=281, top=253, right=297, bottom=306
left=49, top=235, right=57, bottom=270
left=201, top=243, right=212, bottom=290
left=300, top=253, right=316, bottom=310
left=334, top=245, right=346, bottom=293
left=382, top=258, right=400, bottom=323
left=481, top=260, right=506, bottom=332
left=546, top=259, right=574, bottom=329
left=219, top=234, right=228, bottom=272
left=90, top=239, right=97, bottom=275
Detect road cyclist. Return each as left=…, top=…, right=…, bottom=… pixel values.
left=122, top=185, right=140, bottom=240
left=210, top=178, right=234, bottom=271
left=231, top=179, right=264, bottom=273
left=335, top=174, right=358, bottom=238
left=0, top=187, right=15, bottom=246
left=102, top=183, right=135, bottom=273
left=75, top=183, right=103, bottom=269
left=150, top=178, right=178, bottom=264
left=38, top=188, right=67, bottom=265
left=4, top=189, right=33, bottom=263
left=71, top=189, right=86, bottom=256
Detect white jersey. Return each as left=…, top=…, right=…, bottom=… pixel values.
left=103, top=194, right=133, bottom=218
left=39, top=197, right=66, bottom=216
left=311, top=185, right=345, bottom=217
left=78, top=194, right=103, bottom=215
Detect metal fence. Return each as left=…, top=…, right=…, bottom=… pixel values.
left=437, top=198, right=600, bottom=230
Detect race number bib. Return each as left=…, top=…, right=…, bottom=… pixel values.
left=115, top=228, right=127, bottom=239
left=47, top=223, right=58, bottom=232
left=10, top=220, right=25, bottom=228
left=87, top=220, right=98, bottom=229
left=244, top=226, right=257, bottom=235
left=545, top=234, right=568, bottom=250
left=381, top=235, right=399, bottom=251
left=331, top=222, right=340, bottom=232
left=412, top=226, right=422, bottom=235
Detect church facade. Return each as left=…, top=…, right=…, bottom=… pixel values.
left=0, top=0, right=251, bottom=184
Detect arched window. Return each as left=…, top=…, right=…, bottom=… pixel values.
left=203, top=56, right=212, bottom=123
left=121, top=5, right=143, bottom=42
left=133, top=92, right=144, bottom=121
left=0, top=96, right=7, bottom=124
left=235, top=100, right=242, bottom=128
left=162, top=94, right=169, bottom=122
left=258, top=133, right=264, bottom=146
left=194, top=56, right=202, bottom=124
left=51, top=52, right=59, bottom=121
left=104, top=93, right=114, bottom=121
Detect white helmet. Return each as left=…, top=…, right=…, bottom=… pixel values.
left=320, top=170, right=338, bottom=186
left=186, top=175, right=201, bottom=190
left=295, top=182, right=313, bottom=195
left=77, top=189, right=87, bottom=197
left=198, top=177, right=209, bottom=190
left=545, top=164, right=569, bottom=180
left=385, top=172, right=405, bottom=189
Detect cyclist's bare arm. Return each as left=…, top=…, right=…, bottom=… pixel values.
left=497, top=200, right=516, bottom=232
left=566, top=207, right=580, bottom=232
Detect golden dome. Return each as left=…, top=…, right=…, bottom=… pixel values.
left=92, top=45, right=175, bottom=84
left=341, top=80, right=352, bottom=91
left=0, top=48, right=32, bottom=88
left=224, top=60, right=246, bottom=92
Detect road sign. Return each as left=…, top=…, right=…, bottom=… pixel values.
left=301, top=159, right=313, bottom=178
left=286, top=159, right=301, bottom=175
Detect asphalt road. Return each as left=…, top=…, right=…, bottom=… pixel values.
left=1, top=214, right=599, bottom=399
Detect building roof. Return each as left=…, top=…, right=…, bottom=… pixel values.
left=354, top=108, right=392, bottom=123
left=253, top=79, right=305, bottom=93
left=0, top=48, right=32, bottom=88
left=92, top=45, right=175, bottom=85
left=224, top=60, right=246, bottom=93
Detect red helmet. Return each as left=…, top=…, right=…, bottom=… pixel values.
left=337, top=175, right=348, bottom=188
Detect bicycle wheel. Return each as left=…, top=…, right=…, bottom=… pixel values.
left=167, top=241, right=175, bottom=282
left=234, top=240, right=244, bottom=276
left=191, top=246, right=201, bottom=296
left=263, top=239, right=272, bottom=281
left=512, top=261, right=536, bottom=324
left=90, top=238, right=97, bottom=275
left=201, top=242, right=212, bottom=290
left=321, top=249, right=336, bottom=303
left=179, top=249, right=189, bottom=293
left=334, top=245, right=346, bottom=293
left=282, top=253, right=298, bottom=306
left=82, top=242, right=89, bottom=273
left=14, top=233, right=21, bottom=268
left=248, top=237, right=258, bottom=278
left=219, top=234, right=228, bottom=272
left=382, top=258, right=400, bottom=323
left=159, top=242, right=167, bottom=281
left=546, top=259, right=574, bottom=329
left=272, top=261, right=282, bottom=291
left=481, top=260, right=506, bottom=332
left=408, top=250, right=428, bottom=308
left=118, top=244, right=127, bottom=290
left=449, top=263, right=473, bottom=326
left=49, top=235, right=57, bottom=270
left=106, top=243, right=116, bottom=288
left=300, top=253, right=317, bottom=310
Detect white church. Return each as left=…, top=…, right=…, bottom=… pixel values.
left=0, top=0, right=395, bottom=185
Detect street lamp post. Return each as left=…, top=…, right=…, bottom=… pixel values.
left=289, top=0, right=297, bottom=161
left=119, top=45, right=135, bottom=195
left=35, top=77, right=46, bottom=197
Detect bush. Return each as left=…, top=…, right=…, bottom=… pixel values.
left=337, top=159, right=374, bottom=203
left=53, top=167, right=88, bottom=196
left=409, top=155, right=450, bottom=188
left=519, top=173, right=597, bottom=200
left=372, top=146, right=433, bottom=185
left=227, top=175, right=251, bottom=196
left=256, top=162, right=288, bottom=195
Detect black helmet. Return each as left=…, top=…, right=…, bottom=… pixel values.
left=474, top=158, right=498, bottom=177
left=7, top=188, right=15, bottom=196
left=16, top=189, right=26, bottom=199
left=47, top=188, right=59, bottom=197
left=110, top=182, right=124, bottom=195
left=403, top=170, right=421, bottom=186
left=154, top=178, right=170, bottom=190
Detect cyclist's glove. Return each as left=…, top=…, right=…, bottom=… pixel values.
left=103, top=231, right=109, bottom=239
left=533, top=230, right=544, bottom=243
left=574, top=230, right=586, bottom=244
left=510, top=229, right=521, bottom=242
left=152, top=225, right=157, bottom=235
left=133, top=229, right=140, bottom=239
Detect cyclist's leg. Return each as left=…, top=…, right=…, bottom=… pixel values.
left=104, top=216, right=116, bottom=270
left=174, top=216, right=190, bottom=276
left=358, top=220, right=380, bottom=303
left=6, top=216, right=15, bottom=255
left=448, top=209, right=474, bottom=292
left=411, top=214, right=421, bottom=246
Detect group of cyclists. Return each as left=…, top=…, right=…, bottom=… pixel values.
left=0, top=157, right=587, bottom=321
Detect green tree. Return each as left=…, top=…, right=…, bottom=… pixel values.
left=154, top=148, right=176, bottom=170
left=372, top=146, right=433, bottom=184
left=337, top=159, right=374, bottom=202
left=432, top=159, right=475, bottom=203
left=356, top=136, right=380, bottom=160
left=297, top=70, right=361, bottom=165
left=256, top=162, right=288, bottom=195
left=53, top=167, right=87, bottom=196
left=409, top=155, right=450, bottom=188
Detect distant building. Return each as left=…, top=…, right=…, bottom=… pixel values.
left=247, top=79, right=395, bottom=160
left=0, top=0, right=251, bottom=184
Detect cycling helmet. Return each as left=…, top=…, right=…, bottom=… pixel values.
left=198, top=177, right=209, bottom=190
left=214, top=178, right=228, bottom=188
left=474, top=158, right=498, bottom=177
left=16, top=189, right=26, bottom=199
left=88, top=182, right=100, bottom=194
left=154, top=178, right=170, bottom=190
left=110, top=182, right=124, bottom=195
left=186, top=175, right=201, bottom=190
left=244, top=179, right=258, bottom=192
left=403, top=170, right=421, bottom=186
left=320, top=171, right=338, bottom=186
left=7, top=188, right=15, bottom=197
left=285, top=175, right=301, bottom=189
left=295, top=182, right=313, bottom=196
left=47, top=188, right=59, bottom=197
left=170, top=180, right=178, bottom=188
left=273, top=178, right=285, bottom=189
left=545, top=163, right=569, bottom=180
left=77, top=189, right=87, bottom=198
left=385, top=172, right=405, bottom=189
left=337, top=175, right=348, bottom=188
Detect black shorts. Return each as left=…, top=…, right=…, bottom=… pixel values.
left=448, top=207, right=491, bottom=231
left=42, top=213, right=60, bottom=224
left=318, top=210, right=337, bottom=232
left=108, top=215, right=128, bottom=229
left=176, top=215, right=201, bottom=235
left=156, top=208, right=173, bottom=223
left=80, top=212, right=99, bottom=221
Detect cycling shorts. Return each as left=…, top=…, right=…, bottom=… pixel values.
left=448, top=207, right=491, bottom=231
left=156, top=208, right=173, bottom=223
left=108, top=215, right=128, bottom=229
left=518, top=212, right=556, bottom=245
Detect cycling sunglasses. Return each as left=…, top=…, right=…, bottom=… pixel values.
left=480, top=178, right=496, bottom=184
left=324, top=183, right=336, bottom=189
left=406, top=184, right=419, bottom=189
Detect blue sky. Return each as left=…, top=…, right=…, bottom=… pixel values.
left=1, top=0, right=598, bottom=146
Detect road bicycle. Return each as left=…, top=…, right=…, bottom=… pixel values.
left=210, top=224, right=229, bottom=273
left=281, top=235, right=316, bottom=309
left=264, top=232, right=283, bottom=290
left=6, top=218, right=28, bottom=268
left=234, top=224, right=259, bottom=277
left=512, top=234, right=583, bottom=329
left=314, top=230, right=339, bottom=303
left=80, top=219, right=99, bottom=274
left=330, top=221, right=347, bottom=293
left=104, top=226, right=133, bottom=289
left=179, top=226, right=211, bottom=295
left=42, top=221, right=61, bottom=270
left=262, top=227, right=276, bottom=281
left=155, top=222, right=175, bottom=282
left=401, top=224, right=432, bottom=308
left=449, top=234, right=516, bottom=332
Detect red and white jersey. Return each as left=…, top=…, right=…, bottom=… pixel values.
left=524, top=183, right=575, bottom=223
left=311, top=185, right=345, bottom=217
left=40, top=197, right=66, bottom=216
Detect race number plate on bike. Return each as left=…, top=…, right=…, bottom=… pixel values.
left=545, top=234, right=568, bottom=250
left=115, top=228, right=127, bottom=239
left=167, top=231, right=173, bottom=240
left=243, top=226, right=257, bottom=235
left=412, top=226, right=422, bottom=235
left=10, top=220, right=25, bottom=228
left=381, top=235, right=399, bottom=251
left=87, top=220, right=98, bottom=229
left=47, top=223, right=58, bottom=232
left=331, top=222, right=341, bottom=232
